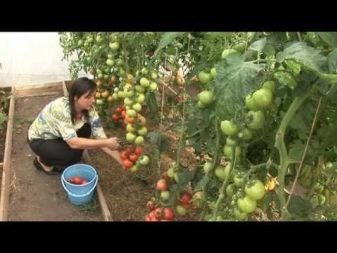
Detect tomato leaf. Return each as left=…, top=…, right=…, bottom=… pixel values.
left=327, top=49, right=337, bottom=74
left=248, top=37, right=267, bottom=54
left=288, top=140, right=305, bottom=161
left=213, top=55, right=265, bottom=119
left=276, top=42, right=327, bottom=73
left=317, top=32, right=337, bottom=48
left=317, top=125, right=337, bottom=149
left=153, top=32, right=184, bottom=57
left=287, top=195, right=311, bottom=219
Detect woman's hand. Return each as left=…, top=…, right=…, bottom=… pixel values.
left=105, top=137, right=121, bottom=150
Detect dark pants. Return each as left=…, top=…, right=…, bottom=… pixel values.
left=28, top=123, right=91, bottom=170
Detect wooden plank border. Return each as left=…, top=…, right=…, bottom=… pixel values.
left=13, top=81, right=63, bottom=97
left=0, top=87, right=15, bottom=221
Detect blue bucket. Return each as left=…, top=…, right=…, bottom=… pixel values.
left=61, top=176, right=98, bottom=205
left=61, top=164, right=98, bottom=195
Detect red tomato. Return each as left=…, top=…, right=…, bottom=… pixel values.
left=112, top=114, right=120, bottom=122
left=134, top=146, right=144, bottom=155
left=156, top=179, right=168, bottom=191
left=119, top=150, right=128, bottom=160
left=68, top=176, right=83, bottom=185
left=129, top=153, right=139, bottom=162
left=179, top=192, right=192, bottom=206
left=123, top=159, right=133, bottom=170
left=116, top=106, right=124, bottom=114
left=163, top=207, right=175, bottom=221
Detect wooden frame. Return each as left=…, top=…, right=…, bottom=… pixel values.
left=0, top=81, right=112, bottom=221
left=0, top=87, right=15, bottom=221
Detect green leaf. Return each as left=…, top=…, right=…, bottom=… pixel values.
left=287, top=195, right=311, bottom=219
left=327, top=49, right=337, bottom=74
left=213, top=55, right=265, bottom=119
left=194, top=176, right=208, bottom=191
left=317, top=125, right=337, bottom=149
left=248, top=37, right=267, bottom=53
left=317, top=32, right=337, bottom=48
left=153, top=32, right=183, bottom=57
left=276, top=42, right=327, bottom=73
left=289, top=140, right=305, bottom=161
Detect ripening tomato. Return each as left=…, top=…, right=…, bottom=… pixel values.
left=156, top=179, right=168, bottom=191
left=112, top=114, right=120, bottom=122
left=123, top=159, right=133, bottom=170
left=129, top=153, right=139, bottom=162
left=163, top=208, right=175, bottom=221
left=119, top=150, right=129, bottom=160
left=134, top=147, right=144, bottom=155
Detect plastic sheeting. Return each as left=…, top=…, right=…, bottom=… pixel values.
left=0, top=32, right=88, bottom=87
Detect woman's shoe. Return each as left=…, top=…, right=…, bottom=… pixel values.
left=33, top=157, right=62, bottom=175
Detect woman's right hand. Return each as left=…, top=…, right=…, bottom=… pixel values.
left=105, top=137, right=120, bottom=150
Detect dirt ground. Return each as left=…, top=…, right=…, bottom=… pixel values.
left=7, top=94, right=101, bottom=221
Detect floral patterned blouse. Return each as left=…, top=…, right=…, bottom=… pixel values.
left=28, top=97, right=106, bottom=141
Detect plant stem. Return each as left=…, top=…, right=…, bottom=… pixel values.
left=201, top=118, right=221, bottom=220
left=275, top=87, right=314, bottom=219
left=286, top=96, right=322, bottom=209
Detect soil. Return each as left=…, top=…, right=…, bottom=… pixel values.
left=7, top=94, right=101, bottom=221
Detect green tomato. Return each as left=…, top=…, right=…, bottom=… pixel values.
left=176, top=205, right=187, bottom=216
left=247, top=110, right=265, bottom=130
left=238, top=128, right=253, bottom=141
left=210, top=67, right=217, bottom=79
left=106, top=59, right=114, bottom=66
left=134, top=136, right=145, bottom=146
left=233, top=207, right=248, bottom=220
left=140, top=77, right=150, bottom=87
left=234, top=173, right=245, bottom=187
left=220, top=120, right=238, bottom=136
left=198, top=71, right=211, bottom=84
left=252, top=88, right=273, bottom=110
left=136, top=93, right=145, bottom=103
left=262, top=80, right=276, bottom=93
left=132, top=103, right=142, bottom=112
left=245, top=180, right=265, bottom=200
left=221, top=49, right=239, bottom=59
left=203, top=161, right=213, bottom=174
left=215, top=166, right=227, bottom=181
left=109, top=41, right=120, bottom=51
left=137, top=126, right=148, bottom=136
left=198, top=90, right=214, bottom=105
left=233, top=42, right=246, bottom=53
left=139, top=155, right=150, bottom=165
left=126, top=109, right=137, bottom=117
left=237, top=196, right=257, bottom=213
left=161, top=191, right=170, bottom=201
left=245, top=94, right=259, bottom=111
left=226, top=184, right=236, bottom=198
left=126, top=132, right=136, bottom=142
left=226, top=137, right=237, bottom=146
left=149, top=82, right=158, bottom=91
left=223, top=145, right=241, bottom=158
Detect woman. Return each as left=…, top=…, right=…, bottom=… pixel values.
left=27, top=77, right=121, bottom=175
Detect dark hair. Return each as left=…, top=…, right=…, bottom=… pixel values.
left=69, top=77, right=97, bottom=124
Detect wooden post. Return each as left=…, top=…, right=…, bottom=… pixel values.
left=82, top=150, right=112, bottom=221
left=0, top=88, right=15, bottom=221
